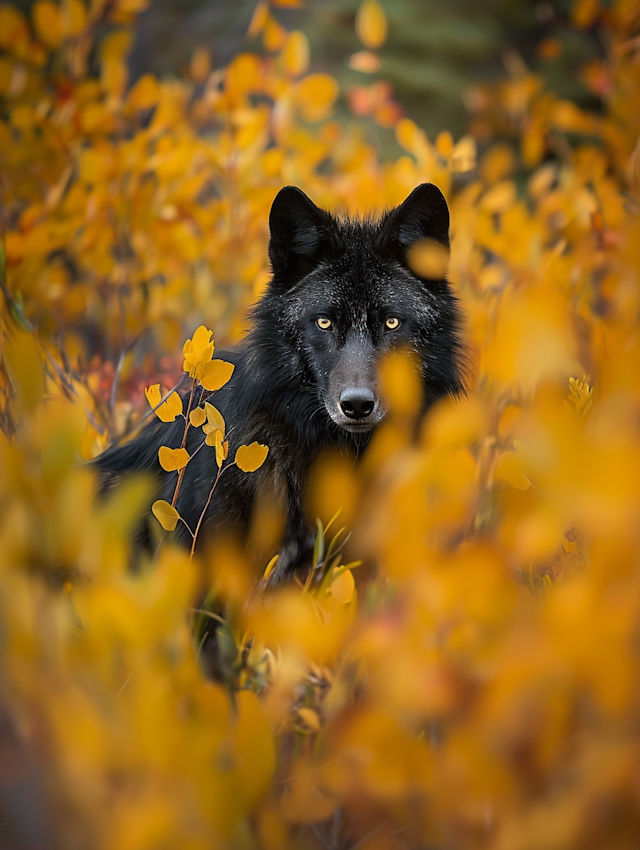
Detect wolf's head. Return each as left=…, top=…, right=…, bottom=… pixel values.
left=254, top=184, right=464, bottom=436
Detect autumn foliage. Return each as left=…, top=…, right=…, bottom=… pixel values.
left=2, top=0, right=640, bottom=847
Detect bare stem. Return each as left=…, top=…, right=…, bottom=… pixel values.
left=190, top=468, right=222, bottom=560
left=189, top=462, right=236, bottom=560
left=171, top=379, right=197, bottom=508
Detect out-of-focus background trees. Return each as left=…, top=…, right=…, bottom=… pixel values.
left=9, top=0, right=605, bottom=134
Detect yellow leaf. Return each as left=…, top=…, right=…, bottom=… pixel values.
left=297, top=74, right=339, bottom=122
left=435, top=130, right=454, bottom=158
left=330, top=568, right=355, bottom=604
left=247, top=0, right=268, bottom=38
left=32, top=1, right=63, bottom=49
left=126, top=73, right=159, bottom=110
left=480, top=180, right=517, bottom=213
left=495, top=451, right=531, bottom=491
left=183, top=326, right=215, bottom=378
left=158, top=446, right=190, bottom=472
left=216, top=439, right=229, bottom=468
left=203, top=402, right=225, bottom=435
left=189, top=46, right=211, bottom=83
left=262, top=553, right=279, bottom=581
left=297, top=707, right=321, bottom=732
left=61, top=0, right=86, bottom=36
left=115, top=0, right=150, bottom=12
left=145, top=385, right=182, bottom=422
left=406, top=239, right=450, bottom=280
left=99, top=28, right=131, bottom=63
left=199, top=359, right=235, bottom=392
left=101, top=56, right=128, bottom=97
left=450, top=135, right=477, bottom=173
left=282, top=31, right=309, bottom=78
left=235, top=442, right=269, bottom=473
left=151, top=499, right=180, bottom=531
left=280, top=760, right=337, bottom=823
left=205, top=427, right=222, bottom=447
left=189, top=406, right=206, bottom=427
left=355, top=0, right=387, bottom=49
left=0, top=6, right=29, bottom=51
left=263, top=14, right=287, bottom=52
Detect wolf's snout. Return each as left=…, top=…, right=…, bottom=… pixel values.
left=339, top=388, right=375, bottom=419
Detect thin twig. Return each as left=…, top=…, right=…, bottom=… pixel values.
left=171, top=379, right=197, bottom=508
left=189, top=462, right=236, bottom=559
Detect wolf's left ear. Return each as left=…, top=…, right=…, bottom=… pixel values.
left=377, top=183, right=450, bottom=273
left=268, top=186, right=337, bottom=289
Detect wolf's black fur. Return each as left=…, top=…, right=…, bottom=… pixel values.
left=95, top=184, right=464, bottom=583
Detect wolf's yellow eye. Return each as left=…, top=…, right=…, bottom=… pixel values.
left=385, top=317, right=400, bottom=330
left=316, top=317, right=332, bottom=330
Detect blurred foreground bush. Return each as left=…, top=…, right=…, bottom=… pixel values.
left=1, top=0, right=640, bottom=847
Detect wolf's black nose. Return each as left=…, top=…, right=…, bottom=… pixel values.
left=340, top=388, right=375, bottom=419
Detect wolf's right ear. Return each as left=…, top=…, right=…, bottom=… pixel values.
left=377, top=183, right=450, bottom=277
left=268, top=186, right=336, bottom=289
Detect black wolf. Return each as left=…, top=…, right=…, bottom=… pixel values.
left=95, top=184, right=464, bottom=583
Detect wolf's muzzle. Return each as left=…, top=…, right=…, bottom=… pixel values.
left=339, top=387, right=376, bottom=420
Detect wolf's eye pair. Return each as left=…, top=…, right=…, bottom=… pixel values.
left=316, top=317, right=332, bottom=330
left=385, top=317, right=400, bottom=330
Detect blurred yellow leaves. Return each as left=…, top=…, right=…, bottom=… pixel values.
left=329, top=567, right=355, bottom=604
left=495, top=449, right=531, bottom=490
left=406, top=238, right=450, bottom=279
left=355, top=0, right=387, bottom=50
left=2, top=0, right=640, bottom=847
left=282, top=31, right=309, bottom=77
left=296, top=73, right=338, bottom=122
left=32, top=1, right=63, bottom=49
